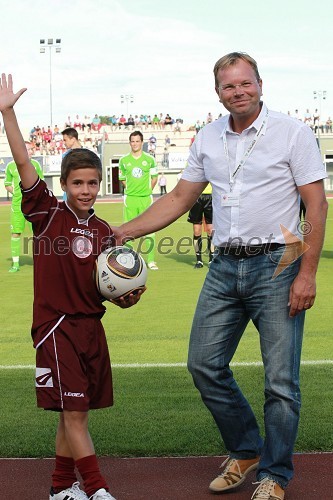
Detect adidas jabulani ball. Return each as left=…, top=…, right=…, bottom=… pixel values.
left=95, top=246, right=147, bottom=301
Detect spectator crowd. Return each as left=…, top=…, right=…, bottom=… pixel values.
left=22, top=107, right=332, bottom=158
left=287, top=109, right=332, bottom=133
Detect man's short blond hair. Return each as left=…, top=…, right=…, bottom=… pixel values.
left=213, top=52, right=261, bottom=88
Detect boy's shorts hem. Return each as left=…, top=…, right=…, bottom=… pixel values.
left=35, top=316, right=113, bottom=411
left=37, top=401, right=114, bottom=412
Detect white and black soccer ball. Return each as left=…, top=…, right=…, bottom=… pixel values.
left=95, top=246, right=147, bottom=301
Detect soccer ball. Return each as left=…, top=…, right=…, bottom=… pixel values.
left=95, top=246, right=147, bottom=301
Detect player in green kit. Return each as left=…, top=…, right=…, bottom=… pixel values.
left=4, top=141, right=44, bottom=272
left=119, top=131, right=159, bottom=270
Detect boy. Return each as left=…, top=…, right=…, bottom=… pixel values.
left=0, top=74, right=144, bottom=500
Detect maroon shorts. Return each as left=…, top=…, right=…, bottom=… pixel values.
left=35, top=316, right=113, bottom=411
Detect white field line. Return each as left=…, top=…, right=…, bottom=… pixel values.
left=0, top=360, right=332, bottom=370
left=1, top=451, right=333, bottom=461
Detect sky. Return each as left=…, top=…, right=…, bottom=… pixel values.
left=1, top=0, right=333, bottom=130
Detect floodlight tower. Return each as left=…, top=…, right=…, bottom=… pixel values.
left=40, top=38, right=62, bottom=127
left=120, top=94, right=134, bottom=117
left=313, top=90, right=327, bottom=155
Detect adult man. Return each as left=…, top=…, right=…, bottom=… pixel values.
left=173, top=119, right=182, bottom=135
left=158, top=173, right=167, bottom=196
left=4, top=141, right=44, bottom=272
left=148, top=134, right=157, bottom=156
left=61, top=127, right=82, bottom=200
left=91, top=114, right=101, bottom=131
left=152, top=114, right=160, bottom=129
left=114, top=52, right=328, bottom=499
left=187, top=183, right=213, bottom=268
left=119, top=131, right=159, bottom=270
left=62, top=127, right=82, bottom=151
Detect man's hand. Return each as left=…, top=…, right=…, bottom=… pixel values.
left=110, top=287, right=146, bottom=308
left=0, top=74, right=26, bottom=112
left=111, top=226, right=135, bottom=247
left=288, top=272, right=316, bottom=317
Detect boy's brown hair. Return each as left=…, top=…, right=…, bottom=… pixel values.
left=60, top=148, right=102, bottom=182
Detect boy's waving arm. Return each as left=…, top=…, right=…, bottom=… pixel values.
left=0, top=74, right=38, bottom=189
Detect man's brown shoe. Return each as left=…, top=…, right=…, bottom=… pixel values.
left=209, top=456, right=260, bottom=492
left=251, top=478, right=285, bottom=499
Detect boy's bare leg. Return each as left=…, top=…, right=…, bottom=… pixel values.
left=58, top=411, right=94, bottom=459
left=52, top=411, right=110, bottom=497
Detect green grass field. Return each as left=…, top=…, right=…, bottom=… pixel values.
left=0, top=200, right=332, bottom=457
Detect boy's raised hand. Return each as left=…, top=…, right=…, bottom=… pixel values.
left=0, top=74, right=27, bottom=112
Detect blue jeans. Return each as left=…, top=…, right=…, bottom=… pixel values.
left=187, top=247, right=305, bottom=488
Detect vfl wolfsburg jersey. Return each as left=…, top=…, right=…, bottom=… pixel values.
left=4, top=159, right=44, bottom=210
left=119, top=152, right=157, bottom=196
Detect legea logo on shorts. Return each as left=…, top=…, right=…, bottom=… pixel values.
left=35, top=367, right=53, bottom=387
left=64, top=392, right=85, bottom=398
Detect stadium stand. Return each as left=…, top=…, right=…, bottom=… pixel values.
left=1, top=115, right=333, bottom=197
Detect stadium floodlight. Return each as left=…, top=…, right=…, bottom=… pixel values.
left=40, top=39, right=45, bottom=53
left=120, top=94, right=134, bottom=116
left=313, top=90, right=327, bottom=101
left=313, top=90, right=328, bottom=125
left=313, top=90, right=327, bottom=154
left=39, top=38, right=62, bottom=127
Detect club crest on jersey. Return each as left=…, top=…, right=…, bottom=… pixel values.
left=132, top=167, right=143, bottom=178
left=36, top=367, right=53, bottom=387
left=72, top=236, right=93, bottom=258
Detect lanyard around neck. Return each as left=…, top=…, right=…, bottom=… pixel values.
left=223, top=108, right=269, bottom=191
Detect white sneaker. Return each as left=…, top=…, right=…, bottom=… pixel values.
left=89, top=489, right=116, bottom=500
left=50, top=481, right=88, bottom=499
left=148, top=262, right=159, bottom=270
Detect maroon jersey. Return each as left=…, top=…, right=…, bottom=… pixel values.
left=22, top=178, right=113, bottom=347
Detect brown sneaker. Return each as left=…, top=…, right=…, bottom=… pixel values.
left=251, top=478, right=285, bottom=499
left=209, top=456, right=260, bottom=492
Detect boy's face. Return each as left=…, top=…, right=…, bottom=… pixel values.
left=61, top=168, right=100, bottom=218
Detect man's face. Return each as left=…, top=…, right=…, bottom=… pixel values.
left=130, top=135, right=143, bottom=154
left=26, top=144, right=34, bottom=158
left=63, top=134, right=75, bottom=149
left=216, top=59, right=262, bottom=120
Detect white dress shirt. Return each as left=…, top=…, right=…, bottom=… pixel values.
left=182, top=103, right=327, bottom=246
